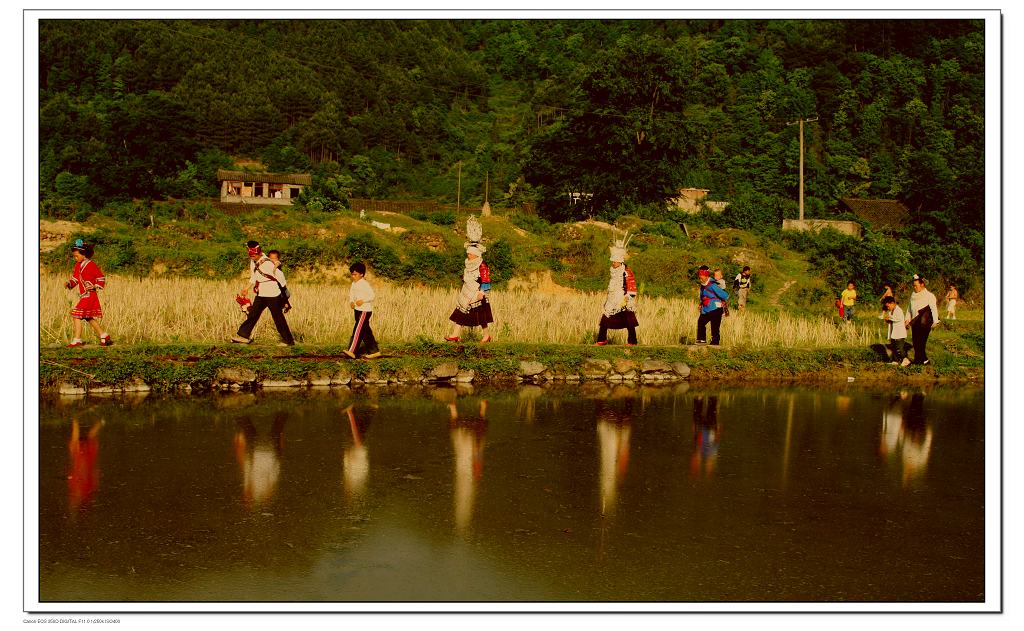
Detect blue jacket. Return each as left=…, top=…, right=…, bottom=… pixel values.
left=699, top=281, right=730, bottom=314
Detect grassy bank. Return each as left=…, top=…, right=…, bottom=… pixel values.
left=39, top=335, right=985, bottom=393
left=41, top=273, right=886, bottom=348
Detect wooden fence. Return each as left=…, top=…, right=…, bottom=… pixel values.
left=349, top=198, right=536, bottom=216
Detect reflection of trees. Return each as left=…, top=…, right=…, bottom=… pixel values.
left=516, top=385, right=545, bottom=424
left=234, top=413, right=287, bottom=508
left=880, top=392, right=933, bottom=487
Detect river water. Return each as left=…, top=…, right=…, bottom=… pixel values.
left=38, top=383, right=985, bottom=603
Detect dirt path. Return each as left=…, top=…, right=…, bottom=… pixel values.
left=770, top=279, right=797, bottom=306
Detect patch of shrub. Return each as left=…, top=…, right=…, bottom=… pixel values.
left=484, top=239, right=517, bottom=284
left=428, top=210, right=457, bottom=226
left=511, top=213, right=555, bottom=236
left=342, top=232, right=403, bottom=279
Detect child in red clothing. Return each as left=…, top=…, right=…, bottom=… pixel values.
left=64, top=240, right=111, bottom=347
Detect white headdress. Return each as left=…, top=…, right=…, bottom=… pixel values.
left=465, top=215, right=486, bottom=256
left=609, top=232, right=632, bottom=263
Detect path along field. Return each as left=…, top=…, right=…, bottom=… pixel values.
left=40, top=273, right=882, bottom=349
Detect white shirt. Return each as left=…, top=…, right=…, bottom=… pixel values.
left=349, top=277, right=375, bottom=312
left=907, top=289, right=939, bottom=325
left=249, top=257, right=284, bottom=298
left=887, top=305, right=907, bottom=340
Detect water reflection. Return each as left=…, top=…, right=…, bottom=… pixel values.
left=880, top=392, right=934, bottom=487
left=234, top=412, right=287, bottom=508
left=689, top=394, right=721, bottom=478
left=67, top=419, right=102, bottom=515
left=449, top=398, right=488, bottom=533
left=596, top=395, right=633, bottom=516
left=342, top=404, right=374, bottom=501
left=38, top=386, right=984, bottom=602
left=516, top=385, right=544, bottom=424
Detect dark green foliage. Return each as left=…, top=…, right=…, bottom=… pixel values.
left=38, top=18, right=985, bottom=292
left=342, top=232, right=402, bottom=278
left=721, top=192, right=797, bottom=233
left=401, top=249, right=464, bottom=282
left=428, top=211, right=457, bottom=226
left=510, top=213, right=555, bottom=236
left=483, top=239, right=516, bottom=284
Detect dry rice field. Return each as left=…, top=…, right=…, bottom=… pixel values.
left=39, top=273, right=880, bottom=348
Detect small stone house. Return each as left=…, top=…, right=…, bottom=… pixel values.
left=671, top=188, right=729, bottom=213
left=839, top=198, right=911, bottom=232
left=217, top=169, right=312, bottom=206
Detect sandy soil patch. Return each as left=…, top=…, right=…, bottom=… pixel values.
left=40, top=220, right=94, bottom=253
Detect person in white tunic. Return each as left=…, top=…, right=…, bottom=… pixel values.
left=595, top=234, right=639, bottom=346
left=232, top=240, right=294, bottom=346
left=902, top=274, right=940, bottom=366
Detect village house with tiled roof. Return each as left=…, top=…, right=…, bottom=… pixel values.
left=217, top=169, right=312, bottom=206
left=839, top=198, right=911, bottom=232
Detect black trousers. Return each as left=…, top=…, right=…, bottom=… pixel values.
left=348, top=310, right=379, bottom=355
left=697, top=308, right=724, bottom=345
left=237, top=295, right=294, bottom=344
left=598, top=324, right=638, bottom=345
left=910, top=321, right=931, bottom=364
left=889, top=338, right=907, bottom=363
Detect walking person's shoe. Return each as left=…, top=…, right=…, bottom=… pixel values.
left=230, top=334, right=252, bottom=344
left=695, top=339, right=708, bottom=345
left=362, top=352, right=382, bottom=359
left=480, top=335, right=492, bottom=343
left=922, top=359, right=930, bottom=366
left=594, top=341, right=608, bottom=346
left=277, top=342, right=294, bottom=347
left=342, top=350, right=356, bottom=359
left=66, top=339, right=85, bottom=348
left=900, top=357, right=911, bottom=367
left=444, top=336, right=460, bottom=342
left=99, top=334, right=112, bottom=346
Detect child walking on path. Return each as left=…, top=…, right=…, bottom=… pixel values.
left=841, top=281, right=857, bottom=322
left=447, top=216, right=494, bottom=343
left=595, top=234, right=639, bottom=346
left=882, top=296, right=908, bottom=365
left=344, top=261, right=380, bottom=359
left=65, top=239, right=111, bottom=347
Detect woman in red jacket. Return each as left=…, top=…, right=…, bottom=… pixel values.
left=64, top=239, right=111, bottom=347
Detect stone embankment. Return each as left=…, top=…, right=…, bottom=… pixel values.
left=54, top=359, right=692, bottom=395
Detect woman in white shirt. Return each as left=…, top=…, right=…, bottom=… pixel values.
left=903, top=274, right=939, bottom=366
left=232, top=241, right=294, bottom=346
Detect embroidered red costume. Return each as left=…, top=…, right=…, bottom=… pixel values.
left=67, top=259, right=106, bottom=319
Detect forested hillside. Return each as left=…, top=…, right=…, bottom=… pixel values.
left=38, top=18, right=986, bottom=285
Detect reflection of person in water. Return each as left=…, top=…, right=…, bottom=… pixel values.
left=68, top=419, right=103, bottom=513
left=449, top=398, right=487, bottom=533
left=342, top=404, right=374, bottom=500
left=596, top=397, right=633, bottom=516
left=880, top=391, right=933, bottom=487
left=233, top=413, right=287, bottom=508
left=689, top=394, right=721, bottom=477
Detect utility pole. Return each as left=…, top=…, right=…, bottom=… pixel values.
left=786, top=115, right=818, bottom=221
left=482, top=171, right=492, bottom=216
